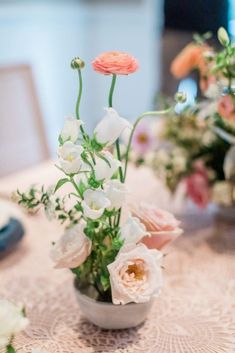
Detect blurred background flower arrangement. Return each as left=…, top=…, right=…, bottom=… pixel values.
left=130, top=27, right=235, bottom=211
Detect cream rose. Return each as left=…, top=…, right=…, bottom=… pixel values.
left=108, top=244, right=163, bottom=304
left=0, top=299, right=29, bottom=349
left=50, top=223, right=92, bottom=269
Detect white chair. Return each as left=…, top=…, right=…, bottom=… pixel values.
left=0, top=65, right=49, bottom=176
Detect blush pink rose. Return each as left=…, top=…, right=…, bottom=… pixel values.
left=217, top=95, right=235, bottom=122
left=185, top=161, right=210, bottom=208
left=50, top=223, right=92, bottom=269
left=92, top=51, right=139, bottom=75
left=108, top=244, right=163, bottom=304
left=132, top=204, right=183, bottom=250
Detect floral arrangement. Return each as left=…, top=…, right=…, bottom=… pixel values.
left=130, top=28, right=235, bottom=209
left=15, top=52, right=183, bottom=305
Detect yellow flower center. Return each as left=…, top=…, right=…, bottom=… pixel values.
left=66, top=154, right=75, bottom=162
left=126, top=260, right=145, bottom=281
left=137, top=133, right=148, bottom=144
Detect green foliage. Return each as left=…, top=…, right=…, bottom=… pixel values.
left=54, top=178, right=69, bottom=192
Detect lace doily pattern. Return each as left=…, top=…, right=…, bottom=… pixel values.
left=1, top=212, right=235, bottom=353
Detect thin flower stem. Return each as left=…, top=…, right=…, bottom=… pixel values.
left=75, top=69, right=87, bottom=139
left=123, top=108, right=172, bottom=181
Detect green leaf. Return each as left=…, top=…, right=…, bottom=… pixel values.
left=101, top=274, right=110, bottom=291
left=7, top=344, right=16, bottom=353
left=54, top=178, right=69, bottom=192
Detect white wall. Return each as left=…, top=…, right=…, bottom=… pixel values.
left=0, top=0, right=163, bottom=154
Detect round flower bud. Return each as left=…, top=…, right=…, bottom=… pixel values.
left=217, top=27, right=230, bottom=47
left=174, top=91, right=187, bottom=104
left=71, top=57, right=85, bottom=69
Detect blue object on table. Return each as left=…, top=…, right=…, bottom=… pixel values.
left=0, top=218, right=25, bottom=253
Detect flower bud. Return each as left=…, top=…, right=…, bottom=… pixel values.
left=217, top=27, right=230, bottom=47
left=71, top=57, right=85, bottom=69
left=174, top=91, right=187, bottom=104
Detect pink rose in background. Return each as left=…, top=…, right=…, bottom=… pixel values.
left=92, top=51, right=139, bottom=75
left=132, top=121, right=155, bottom=155
left=217, top=95, right=235, bottom=122
left=132, top=203, right=183, bottom=250
left=185, top=161, right=210, bottom=208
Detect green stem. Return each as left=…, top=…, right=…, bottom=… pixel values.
left=108, top=74, right=117, bottom=107
left=75, top=69, right=87, bottom=138
left=70, top=176, right=83, bottom=199
left=123, top=108, right=172, bottom=181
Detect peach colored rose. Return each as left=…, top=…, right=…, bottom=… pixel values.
left=185, top=160, right=210, bottom=208
left=50, top=223, right=92, bottom=269
left=170, top=43, right=209, bottom=79
left=92, top=51, right=139, bottom=75
left=108, top=244, right=163, bottom=304
left=217, top=95, right=235, bottom=122
left=132, top=204, right=182, bottom=250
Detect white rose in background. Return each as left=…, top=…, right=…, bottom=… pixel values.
left=108, top=244, right=163, bottom=304
left=104, top=180, right=128, bottom=210
left=94, top=108, right=132, bottom=146
left=50, top=223, right=91, bottom=269
left=58, top=141, right=83, bottom=174
left=0, top=299, right=29, bottom=349
left=60, top=117, right=83, bottom=143
left=94, top=151, right=121, bottom=181
left=120, top=215, right=148, bottom=245
left=81, top=189, right=110, bottom=220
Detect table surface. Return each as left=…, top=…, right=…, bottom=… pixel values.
left=0, top=161, right=235, bottom=353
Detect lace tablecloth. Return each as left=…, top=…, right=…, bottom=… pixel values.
left=0, top=162, right=235, bottom=353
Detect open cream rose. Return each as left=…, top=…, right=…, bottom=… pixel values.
left=81, top=189, right=110, bottom=220
left=132, top=203, right=183, bottom=250
left=58, top=141, right=83, bottom=174
left=108, top=244, right=163, bottom=304
left=50, top=223, right=91, bottom=269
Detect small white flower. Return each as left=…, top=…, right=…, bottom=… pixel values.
left=94, top=108, right=132, bottom=146
left=104, top=179, right=128, bottom=210
left=0, top=299, right=29, bottom=349
left=60, top=116, right=83, bottom=143
left=81, top=189, right=110, bottom=220
left=108, top=244, right=163, bottom=304
left=50, top=223, right=92, bottom=269
left=58, top=141, right=83, bottom=174
left=120, top=215, right=148, bottom=245
left=94, top=151, right=121, bottom=181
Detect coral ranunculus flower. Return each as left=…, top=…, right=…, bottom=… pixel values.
left=170, top=43, right=208, bottom=79
left=218, top=95, right=235, bottom=122
left=92, top=51, right=139, bottom=75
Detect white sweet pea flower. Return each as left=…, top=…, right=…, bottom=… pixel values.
left=104, top=179, right=128, bottom=210
left=108, top=244, right=163, bottom=304
left=50, top=223, right=92, bottom=269
left=121, top=215, right=148, bottom=245
left=94, top=151, right=121, bottom=181
left=58, top=141, right=83, bottom=174
left=0, top=299, right=29, bottom=349
left=60, top=116, right=83, bottom=143
left=94, top=108, right=132, bottom=146
left=81, top=189, right=110, bottom=220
